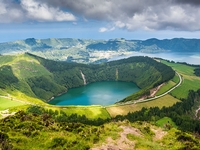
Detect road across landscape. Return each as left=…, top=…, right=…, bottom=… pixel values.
left=0, top=71, right=182, bottom=108
left=117, top=71, right=182, bottom=106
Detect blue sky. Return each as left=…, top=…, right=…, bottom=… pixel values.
left=1, top=0, right=200, bottom=42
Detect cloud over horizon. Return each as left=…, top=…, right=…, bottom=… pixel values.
left=1, top=0, right=200, bottom=32
left=0, top=0, right=76, bottom=23
left=99, top=27, right=115, bottom=33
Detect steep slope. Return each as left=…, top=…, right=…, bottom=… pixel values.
left=0, top=54, right=66, bottom=101
left=0, top=53, right=175, bottom=103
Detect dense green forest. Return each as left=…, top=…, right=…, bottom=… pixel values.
left=0, top=53, right=175, bottom=102
left=115, top=89, right=200, bottom=133
left=29, top=53, right=175, bottom=101
left=0, top=66, right=18, bottom=89
left=194, top=68, right=200, bottom=76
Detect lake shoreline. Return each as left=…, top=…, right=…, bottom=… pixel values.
left=49, top=81, right=140, bottom=106
left=109, top=52, right=200, bottom=65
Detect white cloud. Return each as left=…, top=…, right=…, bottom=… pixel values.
left=1, top=0, right=200, bottom=32
left=0, top=2, right=7, bottom=15
left=20, top=0, right=76, bottom=22
left=99, top=27, right=108, bottom=32
left=0, top=0, right=24, bottom=23
left=43, top=0, right=200, bottom=31
left=99, top=27, right=115, bottom=32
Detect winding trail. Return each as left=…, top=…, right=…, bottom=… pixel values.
left=116, top=71, right=182, bottom=106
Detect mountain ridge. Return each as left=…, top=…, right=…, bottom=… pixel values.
left=1, top=38, right=200, bottom=63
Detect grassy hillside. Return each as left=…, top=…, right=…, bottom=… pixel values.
left=161, top=60, right=200, bottom=99
left=1, top=109, right=199, bottom=150
left=0, top=97, right=25, bottom=110
left=0, top=53, right=175, bottom=104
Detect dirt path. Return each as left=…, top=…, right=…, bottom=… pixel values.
left=91, top=126, right=142, bottom=150
left=0, top=109, right=16, bottom=118
left=150, top=83, right=164, bottom=97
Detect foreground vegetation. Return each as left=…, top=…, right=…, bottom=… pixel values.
left=0, top=98, right=25, bottom=111
left=1, top=106, right=200, bottom=150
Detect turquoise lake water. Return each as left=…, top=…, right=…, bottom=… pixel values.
left=49, top=81, right=140, bottom=106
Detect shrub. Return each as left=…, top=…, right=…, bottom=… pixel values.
left=49, top=137, right=67, bottom=148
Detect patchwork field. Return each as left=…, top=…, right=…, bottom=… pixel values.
left=107, top=94, right=180, bottom=117
left=161, top=60, right=200, bottom=99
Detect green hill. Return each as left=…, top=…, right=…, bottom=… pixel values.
left=0, top=53, right=174, bottom=103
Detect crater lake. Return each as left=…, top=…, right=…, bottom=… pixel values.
left=49, top=81, right=140, bottom=106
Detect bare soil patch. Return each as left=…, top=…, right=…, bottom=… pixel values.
left=151, top=127, right=167, bottom=141
left=91, top=126, right=142, bottom=150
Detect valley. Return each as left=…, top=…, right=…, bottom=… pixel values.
left=0, top=42, right=200, bottom=150
left=0, top=53, right=174, bottom=104
left=1, top=38, right=200, bottom=64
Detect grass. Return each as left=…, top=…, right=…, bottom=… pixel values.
left=161, top=60, right=200, bottom=99
left=156, top=117, right=177, bottom=128
left=127, top=133, right=164, bottom=150
left=0, top=55, right=15, bottom=66
left=156, top=81, right=176, bottom=96
left=126, top=122, right=186, bottom=150
left=0, top=97, right=25, bottom=110
left=0, top=54, right=51, bottom=79
left=171, top=77, right=200, bottom=99
left=8, top=90, right=48, bottom=106
left=162, top=61, right=195, bottom=76
left=107, top=94, right=180, bottom=117
left=48, top=106, right=111, bottom=120
left=172, top=73, right=180, bottom=83
left=10, top=54, right=52, bottom=79
left=5, top=113, right=121, bottom=150
left=2, top=108, right=200, bottom=150
left=156, top=74, right=179, bottom=96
